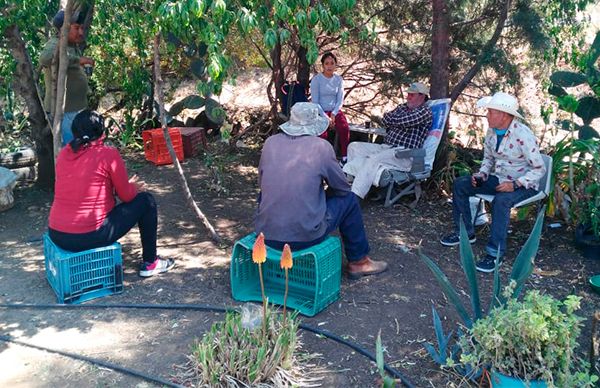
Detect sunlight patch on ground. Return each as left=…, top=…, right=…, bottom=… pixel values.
left=0, top=245, right=43, bottom=273
left=235, top=165, right=258, bottom=177
left=0, top=314, right=173, bottom=386
left=220, top=68, right=271, bottom=108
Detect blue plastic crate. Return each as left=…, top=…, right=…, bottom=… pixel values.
left=230, top=233, right=342, bottom=316
left=44, top=234, right=124, bottom=304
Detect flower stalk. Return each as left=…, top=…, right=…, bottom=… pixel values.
left=252, top=232, right=267, bottom=335
left=280, top=244, right=293, bottom=324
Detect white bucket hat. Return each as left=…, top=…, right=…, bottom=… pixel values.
left=477, top=92, right=524, bottom=120
left=406, top=82, right=429, bottom=96
left=280, top=102, right=329, bottom=137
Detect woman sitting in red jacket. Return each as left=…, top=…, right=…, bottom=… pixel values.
left=48, top=110, right=174, bottom=277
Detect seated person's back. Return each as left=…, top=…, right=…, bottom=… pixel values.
left=48, top=110, right=174, bottom=278
left=256, top=134, right=347, bottom=243
left=255, top=102, right=388, bottom=279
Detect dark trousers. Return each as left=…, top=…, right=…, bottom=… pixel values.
left=319, top=110, right=350, bottom=157
left=49, top=192, right=158, bottom=263
left=452, top=175, right=537, bottom=258
left=266, top=193, right=370, bottom=262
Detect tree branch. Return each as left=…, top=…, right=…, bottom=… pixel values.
left=449, top=0, right=511, bottom=102
left=152, top=33, right=222, bottom=245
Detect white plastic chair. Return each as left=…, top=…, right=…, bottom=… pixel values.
left=473, top=154, right=553, bottom=222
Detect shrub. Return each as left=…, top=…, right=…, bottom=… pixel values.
left=456, top=288, right=598, bottom=387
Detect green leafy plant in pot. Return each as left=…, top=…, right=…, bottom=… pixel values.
left=456, top=287, right=597, bottom=387
left=572, top=147, right=600, bottom=259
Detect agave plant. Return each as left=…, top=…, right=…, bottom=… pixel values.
left=419, top=207, right=546, bottom=366
left=376, top=331, right=396, bottom=388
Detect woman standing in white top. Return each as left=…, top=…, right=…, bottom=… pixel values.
left=310, top=52, right=350, bottom=163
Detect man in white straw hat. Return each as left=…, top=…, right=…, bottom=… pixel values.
left=440, top=92, right=546, bottom=272
left=255, top=102, right=388, bottom=279
left=343, top=82, right=433, bottom=199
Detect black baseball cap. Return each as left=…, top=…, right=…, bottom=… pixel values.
left=52, top=9, right=86, bottom=30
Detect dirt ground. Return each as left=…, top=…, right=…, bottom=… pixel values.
left=1, top=144, right=600, bottom=388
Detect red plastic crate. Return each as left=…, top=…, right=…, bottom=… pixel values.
left=142, top=128, right=184, bottom=165
left=173, top=127, right=206, bottom=157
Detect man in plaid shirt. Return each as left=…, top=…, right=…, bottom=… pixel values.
left=343, top=82, right=433, bottom=199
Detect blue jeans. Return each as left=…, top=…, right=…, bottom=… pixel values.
left=49, top=192, right=158, bottom=263
left=266, top=193, right=370, bottom=262
left=61, top=111, right=78, bottom=146
left=452, top=175, right=537, bottom=258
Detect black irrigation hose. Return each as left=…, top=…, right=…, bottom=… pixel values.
left=298, top=323, right=415, bottom=388
left=0, top=334, right=183, bottom=388
left=0, top=303, right=416, bottom=387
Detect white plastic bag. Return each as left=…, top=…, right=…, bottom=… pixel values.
left=240, top=303, right=263, bottom=331
left=0, top=167, right=18, bottom=212
left=470, top=197, right=489, bottom=226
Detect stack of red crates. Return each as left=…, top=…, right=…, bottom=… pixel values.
left=142, top=128, right=184, bottom=165
left=173, top=127, right=206, bottom=158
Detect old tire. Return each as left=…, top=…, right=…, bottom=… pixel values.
left=0, top=147, right=37, bottom=169
left=10, top=166, right=37, bottom=182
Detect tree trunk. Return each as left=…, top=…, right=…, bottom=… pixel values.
left=272, top=42, right=285, bottom=102
left=3, top=24, right=54, bottom=189
left=296, top=45, right=310, bottom=89
left=269, top=38, right=285, bottom=133
left=430, top=0, right=450, bottom=99
left=152, top=34, right=221, bottom=244
left=430, top=0, right=451, bottom=175
left=81, top=1, right=95, bottom=49
left=52, top=0, right=75, bottom=160
left=449, top=0, right=511, bottom=102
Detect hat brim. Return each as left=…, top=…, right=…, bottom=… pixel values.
left=280, top=115, right=329, bottom=137
left=477, top=96, right=524, bottom=120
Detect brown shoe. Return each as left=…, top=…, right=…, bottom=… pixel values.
left=347, top=256, right=388, bottom=280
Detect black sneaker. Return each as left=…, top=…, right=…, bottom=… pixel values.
left=139, top=256, right=175, bottom=277
left=476, top=254, right=502, bottom=273
left=440, top=232, right=476, bottom=247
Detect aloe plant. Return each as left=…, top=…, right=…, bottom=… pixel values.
left=189, top=305, right=301, bottom=387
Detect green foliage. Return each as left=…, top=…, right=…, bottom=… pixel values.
left=105, top=111, right=147, bottom=151
left=458, top=219, right=481, bottom=320
left=189, top=305, right=299, bottom=387
left=549, top=30, right=600, bottom=137
left=548, top=137, right=600, bottom=236
left=91, top=0, right=158, bottom=110
left=550, top=71, right=587, bottom=88
left=0, top=0, right=57, bottom=77
left=420, top=207, right=545, bottom=370
left=571, top=141, right=600, bottom=238
left=205, top=97, right=226, bottom=125
left=457, top=290, right=598, bottom=387
left=422, top=306, right=455, bottom=366
left=375, top=331, right=396, bottom=388
left=431, top=146, right=472, bottom=194
left=168, top=95, right=205, bottom=117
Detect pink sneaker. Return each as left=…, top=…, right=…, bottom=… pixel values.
left=139, top=257, right=175, bottom=277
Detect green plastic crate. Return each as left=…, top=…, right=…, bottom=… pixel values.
left=230, top=233, right=342, bottom=316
